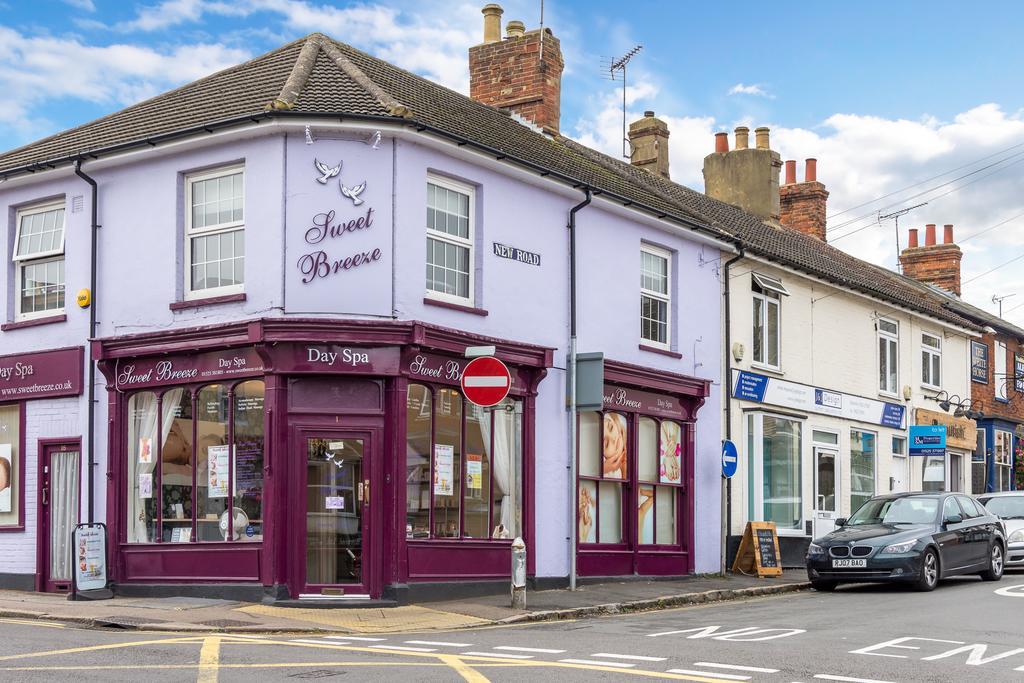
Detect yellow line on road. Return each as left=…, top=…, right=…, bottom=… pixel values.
left=0, top=635, right=204, bottom=662
left=437, top=654, right=490, bottom=682
left=197, top=636, right=221, bottom=683
left=0, top=618, right=66, bottom=629
left=0, top=661, right=447, bottom=672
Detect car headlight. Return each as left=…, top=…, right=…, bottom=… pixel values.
left=881, top=540, right=917, bottom=554
left=1009, top=530, right=1024, bottom=544
left=807, top=542, right=826, bottom=557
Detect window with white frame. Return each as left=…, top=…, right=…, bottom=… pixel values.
left=996, top=341, right=1009, bottom=401
left=747, top=412, right=802, bottom=531
left=185, top=166, right=244, bottom=299
left=640, top=246, right=670, bottom=347
left=878, top=319, right=899, bottom=395
left=850, top=430, right=876, bottom=512
left=426, top=178, right=473, bottom=304
left=995, top=430, right=1013, bottom=492
left=752, top=273, right=787, bottom=368
left=13, top=201, right=66, bottom=320
left=921, top=333, right=942, bottom=388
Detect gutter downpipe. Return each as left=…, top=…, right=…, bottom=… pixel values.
left=567, top=188, right=592, bottom=592
left=74, top=159, right=99, bottom=525
left=721, top=246, right=744, bottom=573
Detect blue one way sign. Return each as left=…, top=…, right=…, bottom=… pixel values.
left=722, top=440, right=739, bottom=478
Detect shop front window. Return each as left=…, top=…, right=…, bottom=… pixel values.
left=405, top=384, right=522, bottom=541
left=758, top=414, right=802, bottom=530
left=850, top=430, right=876, bottom=512
left=973, top=430, right=987, bottom=494
left=0, top=404, right=22, bottom=528
left=637, top=418, right=683, bottom=545
left=578, top=412, right=626, bottom=544
left=125, top=381, right=265, bottom=544
left=995, top=430, right=1013, bottom=491
left=922, top=456, right=946, bottom=492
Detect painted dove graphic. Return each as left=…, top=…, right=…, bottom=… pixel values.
left=340, top=180, right=367, bottom=206
left=314, top=159, right=341, bottom=184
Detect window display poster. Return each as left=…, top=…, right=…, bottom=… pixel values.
left=638, top=486, right=655, bottom=544
left=138, top=437, right=153, bottom=464
left=659, top=421, right=682, bottom=484
left=466, top=453, right=483, bottom=490
left=138, top=472, right=153, bottom=499
left=208, top=445, right=230, bottom=499
left=0, top=444, right=11, bottom=513
left=433, top=444, right=454, bottom=496
left=578, top=480, right=597, bottom=544
left=603, top=412, right=628, bottom=479
left=325, top=495, right=345, bottom=510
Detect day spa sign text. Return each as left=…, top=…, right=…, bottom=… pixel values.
left=115, top=348, right=264, bottom=390
left=0, top=347, right=83, bottom=400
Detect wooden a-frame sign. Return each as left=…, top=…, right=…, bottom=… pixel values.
left=731, top=521, right=783, bottom=577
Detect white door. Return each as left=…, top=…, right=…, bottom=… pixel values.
left=813, top=447, right=840, bottom=538
left=890, top=456, right=908, bottom=492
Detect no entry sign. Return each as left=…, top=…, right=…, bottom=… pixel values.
left=461, top=356, right=512, bottom=407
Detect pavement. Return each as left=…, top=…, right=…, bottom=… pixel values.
left=0, top=571, right=808, bottom=634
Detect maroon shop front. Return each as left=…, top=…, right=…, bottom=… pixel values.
left=95, top=319, right=551, bottom=601
left=576, top=360, right=708, bottom=577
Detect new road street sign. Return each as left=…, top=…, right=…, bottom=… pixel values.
left=460, top=356, right=512, bottom=407
left=722, top=440, right=739, bottom=478
left=909, top=425, right=947, bottom=456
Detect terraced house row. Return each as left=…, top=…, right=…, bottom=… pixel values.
left=0, top=4, right=1011, bottom=599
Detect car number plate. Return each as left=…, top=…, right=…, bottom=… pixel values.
left=832, top=559, right=866, bottom=568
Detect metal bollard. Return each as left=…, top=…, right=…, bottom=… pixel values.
left=511, top=536, right=527, bottom=609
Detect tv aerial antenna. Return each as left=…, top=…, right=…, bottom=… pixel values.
left=879, top=202, right=927, bottom=272
left=601, top=45, right=643, bottom=159
left=993, top=293, right=1016, bottom=318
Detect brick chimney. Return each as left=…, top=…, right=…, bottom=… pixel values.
left=628, top=111, right=671, bottom=179
left=779, top=158, right=829, bottom=240
left=702, top=126, right=782, bottom=221
left=899, top=223, right=963, bottom=296
left=468, top=3, right=564, bottom=134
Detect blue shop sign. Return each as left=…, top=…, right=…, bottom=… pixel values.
left=971, top=341, right=988, bottom=384
left=909, top=425, right=946, bottom=456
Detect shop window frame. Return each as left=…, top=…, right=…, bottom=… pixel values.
left=0, top=402, right=25, bottom=532
left=849, top=429, right=877, bottom=513
left=746, top=410, right=804, bottom=536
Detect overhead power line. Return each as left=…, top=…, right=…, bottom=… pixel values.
left=962, top=251, right=1024, bottom=286
left=959, top=208, right=1024, bottom=243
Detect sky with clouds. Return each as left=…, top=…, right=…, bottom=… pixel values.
left=3, top=0, right=1024, bottom=324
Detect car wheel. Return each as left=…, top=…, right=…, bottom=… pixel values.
left=914, top=548, right=939, bottom=592
left=811, top=580, right=837, bottom=592
left=981, top=543, right=1005, bottom=582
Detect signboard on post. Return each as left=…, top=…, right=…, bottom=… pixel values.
left=722, top=440, right=738, bottom=478
left=909, top=425, right=947, bottom=456
left=460, top=356, right=512, bottom=407
left=73, top=523, right=108, bottom=593
left=731, top=521, right=782, bottom=577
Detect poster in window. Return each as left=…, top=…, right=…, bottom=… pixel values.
left=637, top=485, right=655, bottom=544
left=208, top=445, right=231, bottom=499
left=578, top=480, right=597, bottom=544
left=0, top=444, right=11, bottom=513
left=138, top=437, right=153, bottom=464
left=466, top=453, right=483, bottom=491
left=659, top=421, right=682, bottom=484
left=138, top=472, right=153, bottom=499
left=602, top=413, right=628, bottom=479
left=433, top=444, right=454, bottom=496
left=971, top=341, right=988, bottom=383
left=1015, top=355, right=1024, bottom=393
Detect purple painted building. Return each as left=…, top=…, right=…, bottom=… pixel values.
left=0, top=17, right=729, bottom=600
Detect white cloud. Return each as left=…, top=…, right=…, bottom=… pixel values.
left=728, top=82, right=773, bottom=98
left=62, top=0, right=96, bottom=11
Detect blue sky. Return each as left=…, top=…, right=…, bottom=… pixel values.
left=3, top=1, right=1024, bottom=321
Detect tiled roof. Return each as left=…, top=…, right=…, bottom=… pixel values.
left=0, top=34, right=979, bottom=331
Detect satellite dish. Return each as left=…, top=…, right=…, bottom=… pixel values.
left=219, top=507, right=249, bottom=541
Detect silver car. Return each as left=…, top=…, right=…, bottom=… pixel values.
left=977, top=492, right=1024, bottom=568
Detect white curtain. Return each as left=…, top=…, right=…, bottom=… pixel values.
left=49, top=450, right=80, bottom=581
left=127, top=392, right=158, bottom=543
left=491, top=402, right=521, bottom=538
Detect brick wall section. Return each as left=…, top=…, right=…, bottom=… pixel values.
left=972, top=332, right=1024, bottom=421
left=468, top=29, right=564, bottom=134
left=899, top=244, right=963, bottom=296
left=780, top=181, right=829, bottom=240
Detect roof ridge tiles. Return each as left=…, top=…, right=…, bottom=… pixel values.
left=267, top=34, right=322, bottom=110
left=318, top=37, right=412, bottom=118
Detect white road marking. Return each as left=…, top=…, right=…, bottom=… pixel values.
left=493, top=645, right=566, bottom=653
left=405, top=640, right=473, bottom=647
left=814, top=675, right=895, bottom=683
left=335, top=636, right=387, bottom=641
left=591, top=653, right=668, bottom=662
left=560, top=658, right=636, bottom=668
left=369, top=644, right=437, bottom=652
left=666, top=670, right=750, bottom=681
left=290, top=639, right=345, bottom=646
left=995, top=583, right=1024, bottom=597
left=695, top=662, right=781, bottom=673
left=461, top=651, right=534, bottom=659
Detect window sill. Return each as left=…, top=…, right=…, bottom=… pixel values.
left=423, top=297, right=488, bottom=317
left=170, top=293, right=246, bottom=311
left=878, top=391, right=901, bottom=402
left=750, top=363, right=784, bottom=377
left=638, top=344, right=682, bottom=359
left=2, top=314, right=66, bottom=331
left=920, top=384, right=942, bottom=394
left=0, top=525, right=25, bottom=533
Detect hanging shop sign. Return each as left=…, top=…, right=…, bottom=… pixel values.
left=493, top=242, right=541, bottom=266
left=731, top=370, right=905, bottom=429
left=115, top=347, right=264, bottom=390
left=914, top=408, right=976, bottom=451
left=971, top=341, right=989, bottom=383
left=0, top=347, right=83, bottom=401
left=602, top=384, right=685, bottom=420
left=1016, top=354, right=1024, bottom=393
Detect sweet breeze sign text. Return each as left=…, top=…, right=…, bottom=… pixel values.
left=297, top=207, right=382, bottom=284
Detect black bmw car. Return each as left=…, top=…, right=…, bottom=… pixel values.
left=806, top=492, right=1005, bottom=592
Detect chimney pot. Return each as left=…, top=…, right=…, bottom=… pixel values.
left=505, top=19, right=525, bottom=38
left=754, top=126, right=770, bottom=150
left=925, top=224, right=937, bottom=246
left=805, top=158, right=817, bottom=183
left=714, top=132, right=729, bottom=153
left=784, top=160, right=796, bottom=185
left=908, top=228, right=919, bottom=248
left=481, top=4, right=503, bottom=43
left=944, top=224, right=954, bottom=244
left=735, top=126, right=750, bottom=150
left=901, top=224, right=963, bottom=295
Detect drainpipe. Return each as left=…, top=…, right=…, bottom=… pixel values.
left=74, top=159, right=99, bottom=525
left=721, top=247, right=744, bottom=573
left=567, top=188, right=591, bottom=591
